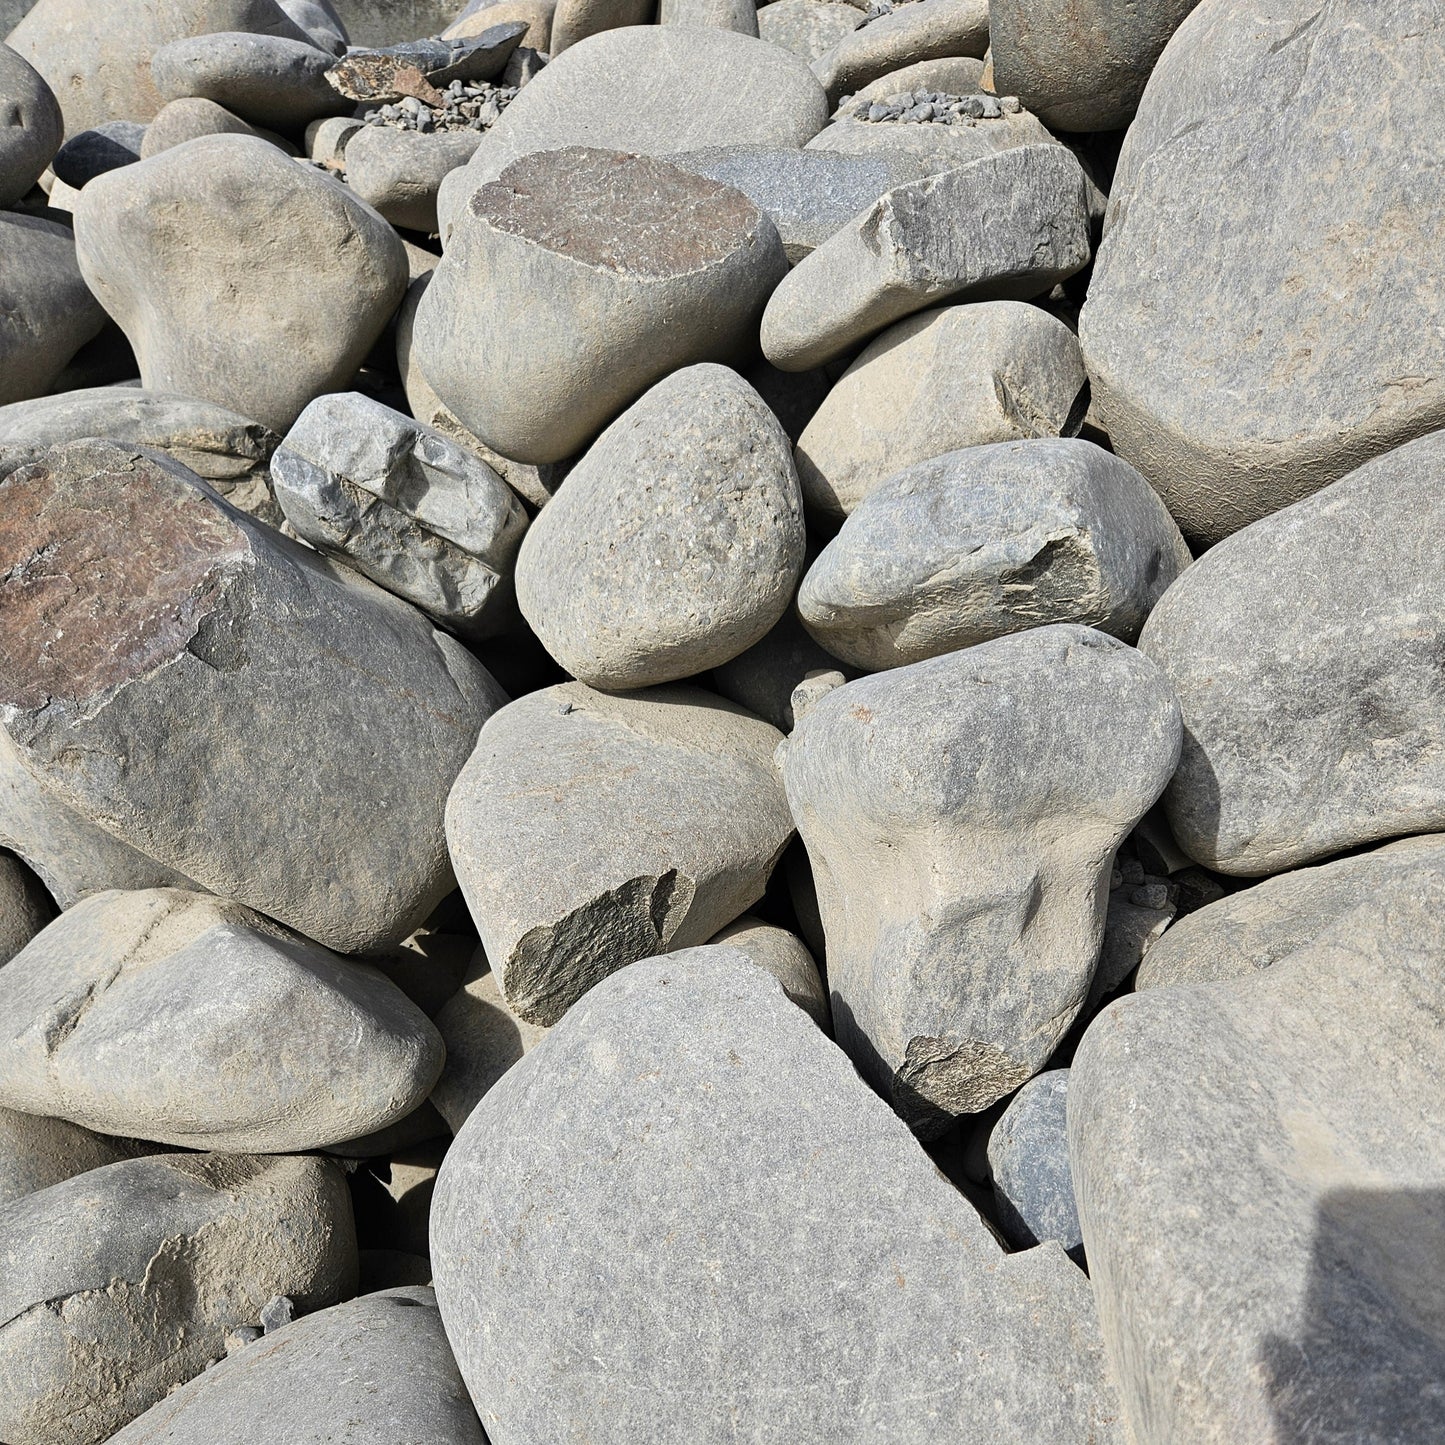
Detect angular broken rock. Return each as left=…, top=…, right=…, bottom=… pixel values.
left=515, top=364, right=805, bottom=688
left=102, top=1287, right=488, bottom=1444
left=327, top=26, right=524, bottom=101
left=431, top=954, right=1126, bottom=1443
left=0, top=45, right=62, bottom=207
left=809, top=0, right=989, bottom=104
left=1139, top=430, right=1445, bottom=875
left=272, top=391, right=528, bottom=637
left=416, top=148, right=788, bottom=465
left=782, top=625, right=1180, bottom=1135
left=342, top=125, right=482, bottom=233
left=1070, top=893, right=1445, bottom=1443
left=797, top=439, right=1192, bottom=671
left=762, top=144, right=1091, bottom=371
left=805, top=101, right=1058, bottom=174
left=707, top=915, right=829, bottom=1028
left=0, top=440, right=506, bottom=953
left=987, top=1069, right=1083, bottom=1263
left=795, top=301, right=1087, bottom=519
left=0, top=850, right=51, bottom=966
left=0, top=1152, right=357, bottom=1445
left=0, top=1107, right=149, bottom=1209
left=73, top=133, right=408, bottom=433
left=0, top=214, right=107, bottom=406
left=1080, top=0, right=1445, bottom=545
left=445, top=682, right=793, bottom=1025
left=0, top=888, right=446, bottom=1153
left=1137, top=833, right=1445, bottom=992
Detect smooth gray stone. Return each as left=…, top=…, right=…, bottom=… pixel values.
left=0, top=386, right=281, bottom=520
left=798, top=439, right=1192, bottom=671
left=1139, top=430, right=1445, bottom=876
left=659, top=0, right=758, bottom=34
left=806, top=104, right=1057, bottom=173
left=762, top=144, right=1091, bottom=371
left=990, top=0, right=1200, bottom=131
left=707, top=914, right=829, bottom=1028
left=782, top=625, right=1180, bottom=1135
left=1137, top=833, right=1445, bottom=991
left=0, top=1107, right=150, bottom=1209
left=1080, top=0, right=1445, bottom=546
left=758, top=0, right=862, bottom=60
left=103, top=1288, right=486, bottom=1442
left=73, top=134, right=408, bottom=433
left=987, top=1069, right=1082, bottom=1263
left=431, top=954, right=1126, bottom=1444
left=0, top=213, right=106, bottom=405
left=344, top=125, right=481, bottom=233
left=48, top=119, right=146, bottom=184
left=338, top=0, right=463, bottom=45
left=6, top=0, right=316, bottom=136
left=273, top=391, right=528, bottom=637
left=796, top=301, right=1086, bottom=519
left=711, top=604, right=854, bottom=732
left=0, top=440, right=506, bottom=953
left=418, top=147, right=787, bottom=465
left=1070, top=893, right=1445, bottom=1444
left=0, top=849, right=50, bottom=965
left=445, top=681, right=793, bottom=1025
left=0, top=1152, right=357, bottom=1445
left=305, top=111, right=362, bottom=168
left=515, top=364, right=805, bottom=689
left=0, top=888, right=445, bottom=1152
left=277, top=0, right=349, bottom=52
left=841, top=52, right=985, bottom=100
left=0, top=44, right=61, bottom=205
left=810, top=0, right=988, bottom=103
left=666, top=143, right=924, bottom=262
left=139, top=97, right=265, bottom=157
left=444, top=0, right=555, bottom=52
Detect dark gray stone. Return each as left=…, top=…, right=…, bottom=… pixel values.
left=49, top=119, right=146, bottom=185
left=711, top=604, right=854, bottom=732
left=0, top=44, right=60, bottom=204
left=0, top=1107, right=149, bottom=1209
left=987, top=1070, right=1082, bottom=1263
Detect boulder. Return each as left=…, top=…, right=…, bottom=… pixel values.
left=840, top=52, right=984, bottom=100
left=445, top=0, right=555, bottom=51
left=0, top=1108, right=148, bottom=1209
left=1137, top=833, right=1445, bottom=991
left=272, top=391, right=528, bottom=637
left=794, top=301, right=1087, bottom=519
left=707, top=914, right=829, bottom=1027
left=0, top=888, right=446, bottom=1153
left=102, top=1288, right=487, bottom=1443
left=757, top=0, right=860, bottom=58
left=797, top=439, right=1191, bottom=671
left=659, top=0, right=758, bottom=33
left=343, top=125, right=482, bottom=233
left=550, top=0, right=651, bottom=52
left=711, top=604, right=853, bottom=731
left=0, top=1152, right=356, bottom=1445
left=0, top=45, right=62, bottom=205
left=445, top=681, right=793, bottom=1024
left=49, top=119, right=146, bottom=185
left=139, top=97, right=267, bottom=156
left=278, top=0, right=349, bottom=52
left=0, top=214, right=107, bottom=406
left=810, top=0, right=989, bottom=103
left=667, top=143, right=924, bottom=262
left=1080, top=0, right=1445, bottom=545
left=0, top=439, right=506, bottom=953
left=762, top=145, right=1091, bottom=370
left=988, top=0, right=1201, bottom=131
left=1139, top=431, right=1445, bottom=875
left=431, top=954, right=1126, bottom=1443
left=6, top=0, right=316, bottom=136
left=782, top=625, right=1180, bottom=1134
left=417, top=148, right=787, bottom=465
left=987, top=1069, right=1082, bottom=1263
left=73, top=134, right=408, bottom=433
left=1070, top=894, right=1445, bottom=1443
left=0, top=850, right=50, bottom=965
left=515, top=365, right=805, bottom=688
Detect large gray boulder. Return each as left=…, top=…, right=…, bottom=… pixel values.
left=1080, top=0, right=1445, bottom=545
left=0, top=888, right=445, bottom=1153
left=1137, top=833, right=1445, bottom=991
left=1139, top=430, right=1445, bottom=876
left=139, top=97, right=269, bottom=157
left=445, top=682, right=793, bottom=1024
left=798, top=439, right=1191, bottom=671
left=0, top=214, right=106, bottom=406
left=515, top=365, right=805, bottom=688
left=0, top=1152, right=357, bottom=1445
left=343, top=125, right=482, bottom=233
left=762, top=144, right=1091, bottom=370
left=782, top=625, right=1180, bottom=1135
left=989, top=0, right=1202, bottom=131
left=73, top=134, right=408, bottom=433
left=0, top=1107, right=147, bottom=1209
left=0, top=849, right=50, bottom=965
left=809, top=0, right=989, bottom=103
left=6, top=0, right=315, bottom=136
left=431, top=954, right=1126, bottom=1444
left=0, top=440, right=506, bottom=953
left=272, top=391, right=528, bottom=638
left=758, top=0, right=862, bottom=61
left=1071, top=894, right=1445, bottom=1443
left=795, top=302, right=1086, bottom=519
left=101, top=1287, right=487, bottom=1443
left=0, top=45, right=61, bottom=205
left=418, top=148, right=787, bottom=465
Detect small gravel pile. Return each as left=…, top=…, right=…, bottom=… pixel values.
left=860, top=0, right=924, bottom=21
left=849, top=89, right=1023, bottom=123
left=364, top=77, right=520, bottom=133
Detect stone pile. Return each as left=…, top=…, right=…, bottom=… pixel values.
left=0, top=0, right=1441, bottom=1440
